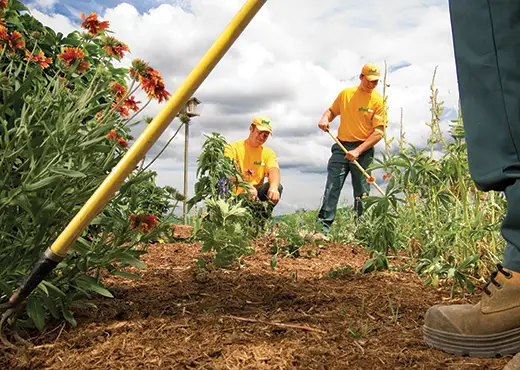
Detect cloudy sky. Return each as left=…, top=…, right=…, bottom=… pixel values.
left=28, top=0, right=460, bottom=215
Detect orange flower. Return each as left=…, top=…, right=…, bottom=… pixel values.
left=101, top=36, right=129, bottom=59
left=96, top=111, right=104, bottom=122
left=139, top=68, right=170, bottom=103
left=110, top=82, right=127, bottom=100
left=80, top=12, right=109, bottom=35
left=25, top=50, right=52, bottom=69
left=129, top=214, right=160, bottom=233
left=124, top=96, right=141, bottom=112
left=117, top=137, right=129, bottom=148
left=0, top=0, right=7, bottom=9
left=112, top=101, right=129, bottom=118
left=129, top=58, right=149, bottom=81
left=366, top=176, right=376, bottom=184
left=59, top=47, right=90, bottom=72
left=0, top=25, right=7, bottom=40
left=1, top=30, right=24, bottom=54
left=383, top=172, right=393, bottom=181
left=105, top=129, right=117, bottom=140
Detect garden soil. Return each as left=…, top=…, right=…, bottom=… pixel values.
left=0, top=226, right=512, bottom=369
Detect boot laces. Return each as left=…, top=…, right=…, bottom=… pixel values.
left=483, top=264, right=512, bottom=295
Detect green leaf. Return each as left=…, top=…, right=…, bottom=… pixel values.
left=4, top=69, right=37, bottom=106
left=77, top=276, right=114, bottom=298
left=27, top=297, right=46, bottom=331
left=117, top=255, right=146, bottom=270
left=42, top=280, right=66, bottom=297
left=270, top=253, right=278, bottom=270
left=23, top=175, right=62, bottom=191
left=50, top=167, right=86, bottom=178
left=71, top=301, right=97, bottom=309
left=0, top=280, right=13, bottom=297
left=10, top=0, right=28, bottom=11
left=111, top=271, right=142, bottom=279
left=61, top=306, right=77, bottom=327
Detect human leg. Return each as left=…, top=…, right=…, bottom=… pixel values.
left=317, top=144, right=349, bottom=233
left=423, top=0, right=520, bottom=357
left=348, top=144, right=374, bottom=217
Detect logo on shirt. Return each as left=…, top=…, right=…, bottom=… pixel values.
left=253, top=161, right=264, bottom=166
left=358, top=107, right=370, bottom=112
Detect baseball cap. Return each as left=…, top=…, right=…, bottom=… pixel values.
left=361, top=63, right=381, bottom=81
left=252, top=116, right=273, bottom=134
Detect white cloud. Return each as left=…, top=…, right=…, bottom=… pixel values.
left=32, top=0, right=460, bottom=215
left=29, top=8, right=77, bottom=35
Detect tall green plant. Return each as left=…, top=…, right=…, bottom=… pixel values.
left=0, top=2, right=180, bottom=332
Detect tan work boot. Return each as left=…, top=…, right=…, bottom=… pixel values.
left=423, top=264, right=520, bottom=357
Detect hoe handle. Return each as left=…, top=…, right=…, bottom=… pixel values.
left=325, top=130, right=384, bottom=196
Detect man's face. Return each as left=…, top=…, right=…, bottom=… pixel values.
left=360, top=75, right=379, bottom=91
left=249, top=125, right=270, bottom=146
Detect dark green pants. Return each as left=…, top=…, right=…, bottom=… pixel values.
left=317, top=142, right=374, bottom=233
left=450, top=0, right=520, bottom=272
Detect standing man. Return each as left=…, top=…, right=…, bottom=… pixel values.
left=224, top=116, right=283, bottom=211
left=316, top=63, right=385, bottom=234
left=423, top=1, right=520, bottom=357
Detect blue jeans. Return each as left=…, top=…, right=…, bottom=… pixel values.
left=317, top=142, right=374, bottom=233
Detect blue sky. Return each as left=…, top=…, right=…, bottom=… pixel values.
left=44, top=0, right=191, bottom=19
left=29, top=0, right=459, bottom=215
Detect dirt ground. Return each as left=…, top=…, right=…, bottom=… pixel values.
left=0, top=225, right=512, bottom=369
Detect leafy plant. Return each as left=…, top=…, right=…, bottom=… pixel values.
left=198, top=198, right=254, bottom=268
left=0, top=2, right=179, bottom=332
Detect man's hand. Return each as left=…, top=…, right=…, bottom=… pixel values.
left=247, top=185, right=258, bottom=200
left=267, top=185, right=280, bottom=204
left=345, top=148, right=361, bottom=161
left=318, top=119, right=330, bottom=132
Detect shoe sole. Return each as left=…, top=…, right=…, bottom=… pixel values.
left=423, top=325, right=520, bottom=357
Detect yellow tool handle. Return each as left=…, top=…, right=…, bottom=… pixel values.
left=325, top=130, right=384, bottom=196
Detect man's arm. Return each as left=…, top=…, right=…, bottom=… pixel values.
left=267, top=167, right=281, bottom=204
left=344, top=125, right=384, bottom=161
left=318, top=108, right=338, bottom=132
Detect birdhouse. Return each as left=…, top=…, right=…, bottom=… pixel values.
left=184, top=97, right=201, bottom=117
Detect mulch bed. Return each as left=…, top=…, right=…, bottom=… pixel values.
left=0, top=225, right=511, bottom=369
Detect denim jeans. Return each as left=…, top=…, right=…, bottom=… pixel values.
left=317, top=142, right=374, bottom=233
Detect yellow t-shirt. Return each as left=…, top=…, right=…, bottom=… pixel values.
left=330, top=86, right=385, bottom=142
left=224, top=140, right=279, bottom=187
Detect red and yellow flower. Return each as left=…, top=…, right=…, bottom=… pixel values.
left=25, top=50, right=52, bottom=69
left=383, top=172, right=393, bottom=181
left=117, top=137, right=129, bottom=148
left=110, top=82, right=127, bottom=100
left=58, top=47, right=90, bottom=73
left=124, top=96, right=141, bottom=112
left=129, top=214, right=160, bottom=233
left=0, top=30, right=24, bottom=54
left=105, top=129, right=117, bottom=140
left=0, top=0, right=7, bottom=9
left=366, top=176, right=376, bottom=184
left=129, top=58, right=149, bottom=81
left=139, top=68, right=170, bottom=103
left=112, top=101, right=129, bottom=118
left=80, top=12, right=109, bottom=35
left=101, top=36, right=129, bottom=59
